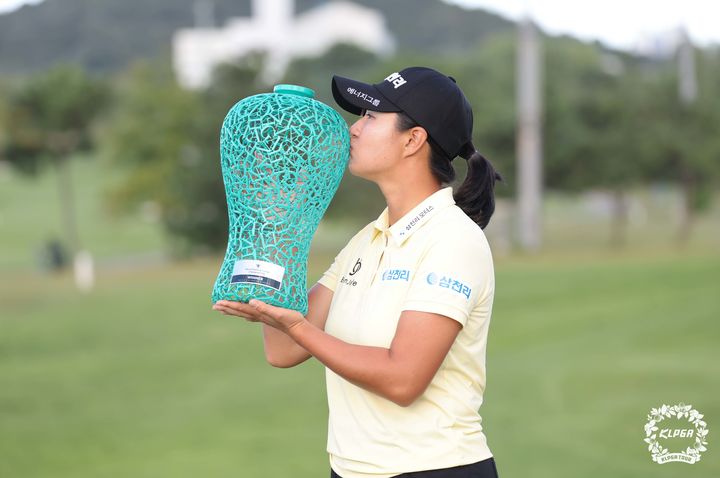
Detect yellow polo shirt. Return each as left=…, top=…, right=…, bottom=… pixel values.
left=317, top=187, right=495, bottom=478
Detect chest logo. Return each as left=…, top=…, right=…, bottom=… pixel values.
left=349, top=258, right=362, bottom=276
left=381, top=268, right=411, bottom=282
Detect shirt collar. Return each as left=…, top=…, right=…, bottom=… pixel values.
left=373, top=187, right=455, bottom=246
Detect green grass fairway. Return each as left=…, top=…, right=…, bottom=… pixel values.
left=1, top=251, right=718, bottom=477
left=0, top=157, right=165, bottom=271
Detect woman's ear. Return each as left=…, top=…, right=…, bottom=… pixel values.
left=403, top=126, right=429, bottom=157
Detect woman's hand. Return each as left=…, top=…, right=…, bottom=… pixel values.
left=212, top=299, right=306, bottom=334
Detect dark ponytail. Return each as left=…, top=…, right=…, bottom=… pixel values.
left=454, top=150, right=503, bottom=229
left=396, top=112, right=503, bottom=229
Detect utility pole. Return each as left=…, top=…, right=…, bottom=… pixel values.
left=676, top=27, right=698, bottom=245
left=516, top=18, right=543, bottom=251
left=56, top=154, right=94, bottom=292
left=678, top=28, right=697, bottom=104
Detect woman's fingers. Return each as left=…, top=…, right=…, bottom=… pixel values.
left=249, top=299, right=305, bottom=331
left=212, top=304, right=244, bottom=318
left=212, top=299, right=299, bottom=331
left=217, top=307, right=260, bottom=322
left=215, top=300, right=255, bottom=314
left=212, top=300, right=263, bottom=321
left=249, top=299, right=278, bottom=318
left=249, top=300, right=288, bottom=326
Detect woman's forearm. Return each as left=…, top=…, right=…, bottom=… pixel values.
left=286, top=320, right=412, bottom=405
left=260, top=283, right=334, bottom=368
left=262, top=323, right=311, bottom=368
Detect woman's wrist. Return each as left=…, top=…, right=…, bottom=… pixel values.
left=286, top=317, right=312, bottom=342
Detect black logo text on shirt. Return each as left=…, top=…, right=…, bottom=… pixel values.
left=349, top=258, right=362, bottom=276
left=340, top=275, right=358, bottom=287
left=405, top=205, right=434, bottom=232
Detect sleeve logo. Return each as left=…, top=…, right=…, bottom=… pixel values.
left=425, top=272, right=471, bottom=299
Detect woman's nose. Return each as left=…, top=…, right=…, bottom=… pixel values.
left=349, top=117, right=363, bottom=137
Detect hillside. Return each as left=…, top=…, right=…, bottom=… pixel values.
left=0, top=0, right=513, bottom=74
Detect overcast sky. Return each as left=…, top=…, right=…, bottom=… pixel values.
left=1, top=0, right=718, bottom=51
left=0, top=0, right=40, bottom=14
left=444, top=0, right=719, bottom=50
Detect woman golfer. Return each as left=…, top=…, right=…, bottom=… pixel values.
left=213, top=66, right=501, bottom=478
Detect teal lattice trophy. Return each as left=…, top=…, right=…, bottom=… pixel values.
left=211, top=84, right=350, bottom=315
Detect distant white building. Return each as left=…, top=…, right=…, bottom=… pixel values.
left=632, top=27, right=686, bottom=59
left=173, top=0, right=395, bottom=89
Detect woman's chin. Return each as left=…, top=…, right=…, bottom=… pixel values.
left=347, top=163, right=362, bottom=178
left=347, top=157, right=360, bottom=176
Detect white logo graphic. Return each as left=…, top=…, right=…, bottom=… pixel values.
left=644, top=403, right=708, bottom=464
left=385, top=72, right=407, bottom=89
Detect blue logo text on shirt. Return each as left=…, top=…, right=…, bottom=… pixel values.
left=381, top=268, right=411, bottom=282
left=426, top=272, right=471, bottom=299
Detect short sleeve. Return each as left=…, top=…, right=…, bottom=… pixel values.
left=316, top=249, right=345, bottom=292
left=316, top=224, right=371, bottom=292
left=401, top=236, right=493, bottom=327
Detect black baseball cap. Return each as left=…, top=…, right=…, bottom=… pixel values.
left=331, top=66, right=475, bottom=160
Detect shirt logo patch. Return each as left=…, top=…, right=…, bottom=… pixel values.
left=381, top=268, right=410, bottom=282
left=340, top=275, right=358, bottom=287
left=426, top=272, right=471, bottom=299
left=349, top=258, right=362, bottom=276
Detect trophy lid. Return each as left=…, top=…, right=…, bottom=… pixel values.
left=273, top=84, right=315, bottom=98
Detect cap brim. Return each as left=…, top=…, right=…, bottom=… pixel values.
left=331, top=75, right=401, bottom=115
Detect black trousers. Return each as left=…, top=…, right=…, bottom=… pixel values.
left=330, top=457, right=498, bottom=478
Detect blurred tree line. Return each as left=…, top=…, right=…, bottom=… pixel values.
left=0, top=67, right=109, bottom=261
left=0, top=0, right=512, bottom=75
left=1, top=35, right=719, bottom=256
